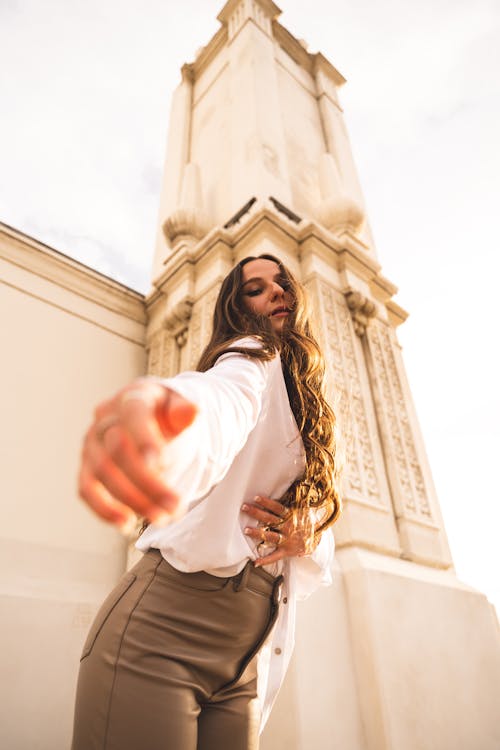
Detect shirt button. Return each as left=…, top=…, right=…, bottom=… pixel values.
left=275, top=647, right=282, bottom=655
left=283, top=597, right=288, bottom=604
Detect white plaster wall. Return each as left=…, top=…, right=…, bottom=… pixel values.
left=0, top=245, right=146, bottom=750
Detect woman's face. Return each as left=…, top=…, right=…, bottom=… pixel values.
left=239, top=258, right=295, bottom=332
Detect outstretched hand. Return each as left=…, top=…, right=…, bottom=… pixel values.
left=78, top=380, right=197, bottom=532
left=242, top=495, right=319, bottom=567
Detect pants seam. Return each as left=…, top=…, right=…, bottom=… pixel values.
left=102, top=555, right=163, bottom=750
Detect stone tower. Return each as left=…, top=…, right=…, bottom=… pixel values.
left=145, top=2, right=500, bottom=748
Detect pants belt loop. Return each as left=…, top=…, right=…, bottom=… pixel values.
left=233, top=560, right=252, bottom=592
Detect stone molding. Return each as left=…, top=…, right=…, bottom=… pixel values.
left=153, top=203, right=405, bottom=321
left=0, top=222, right=145, bottom=323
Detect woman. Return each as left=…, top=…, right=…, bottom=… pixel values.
left=72, top=254, right=342, bottom=750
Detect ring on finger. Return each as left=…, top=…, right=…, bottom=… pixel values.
left=95, top=415, right=119, bottom=441
left=271, top=516, right=286, bottom=529
left=120, top=388, right=156, bottom=407
left=275, top=531, right=285, bottom=546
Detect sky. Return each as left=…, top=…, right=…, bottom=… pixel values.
left=1, top=0, right=499, bottom=613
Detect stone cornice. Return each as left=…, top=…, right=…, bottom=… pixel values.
left=191, top=26, right=228, bottom=79
left=0, top=222, right=146, bottom=324
left=272, top=22, right=313, bottom=72
left=313, top=52, right=346, bottom=88
left=151, top=226, right=233, bottom=297
left=151, top=206, right=406, bottom=327
left=369, top=272, right=409, bottom=324
left=297, top=219, right=382, bottom=282
left=386, top=299, right=409, bottom=327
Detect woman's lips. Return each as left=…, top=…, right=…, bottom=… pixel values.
left=271, top=307, right=289, bottom=317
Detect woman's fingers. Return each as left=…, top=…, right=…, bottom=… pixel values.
left=242, top=504, right=283, bottom=527
left=253, top=548, right=288, bottom=568
left=78, top=381, right=197, bottom=525
left=252, top=495, right=289, bottom=518
left=241, top=495, right=289, bottom=526
left=78, top=467, right=136, bottom=529
left=244, top=526, right=283, bottom=547
left=85, top=427, right=177, bottom=521
left=241, top=494, right=318, bottom=564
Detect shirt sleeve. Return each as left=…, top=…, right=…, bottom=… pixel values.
left=149, top=340, right=274, bottom=514
left=289, top=528, right=335, bottom=600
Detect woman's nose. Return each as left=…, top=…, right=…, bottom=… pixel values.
left=270, top=283, right=285, bottom=300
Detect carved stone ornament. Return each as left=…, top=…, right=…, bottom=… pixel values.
left=310, top=279, right=384, bottom=507
left=186, top=285, right=220, bottom=370
left=164, top=298, right=193, bottom=352
left=163, top=299, right=193, bottom=335
left=163, top=208, right=211, bottom=245
left=163, top=162, right=211, bottom=245
left=318, top=153, right=365, bottom=235
left=345, top=290, right=376, bottom=337
left=366, top=320, right=433, bottom=520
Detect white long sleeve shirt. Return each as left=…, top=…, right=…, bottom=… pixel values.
left=136, top=338, right=334, bottom=729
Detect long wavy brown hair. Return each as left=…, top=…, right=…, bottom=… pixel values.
left=197, top=254, right=342, bottom=540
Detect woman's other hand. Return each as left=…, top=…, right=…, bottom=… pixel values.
left=242, top=495, right=320, bottom=567
left=78, top=381, right=197, bottom=532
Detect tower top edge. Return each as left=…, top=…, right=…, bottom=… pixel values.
left=181, top=1, right=346, bottom=87
left=217, top=0, right=282, bottom=24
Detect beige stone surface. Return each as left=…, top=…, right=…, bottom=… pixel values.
left=148, top=2, right=500, bottom=747
left=0, top=224, right=147, bottom=749
left=1, top=0, right=499, bottom=748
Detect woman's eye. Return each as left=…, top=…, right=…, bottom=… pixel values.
left=246, top=289, right=262, bottom=297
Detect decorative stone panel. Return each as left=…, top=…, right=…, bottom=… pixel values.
left=365, top=320, right=433, bottom=520
left=185, top=284, right=221, bottom=370
left=309, top=278, right=385, bottom=508
left=146, top=329, right=176, bottom=379
left=147, top=300, right=193, bottom=378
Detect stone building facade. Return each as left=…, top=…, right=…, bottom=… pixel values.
left=1, top=1, right=499, bottom=748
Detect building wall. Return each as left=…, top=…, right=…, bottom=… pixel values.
left=0, top=224, right=146, bottom=750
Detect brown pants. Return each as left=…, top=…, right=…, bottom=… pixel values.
left=71, top=550, right=282, bottom=750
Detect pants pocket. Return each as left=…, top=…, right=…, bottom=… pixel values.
left=80, top=572, right=137, bottom=660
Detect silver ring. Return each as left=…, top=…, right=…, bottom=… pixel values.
left=95, top=415, right=119, bottom=440
left=120, top=388, right=154, bottom=406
